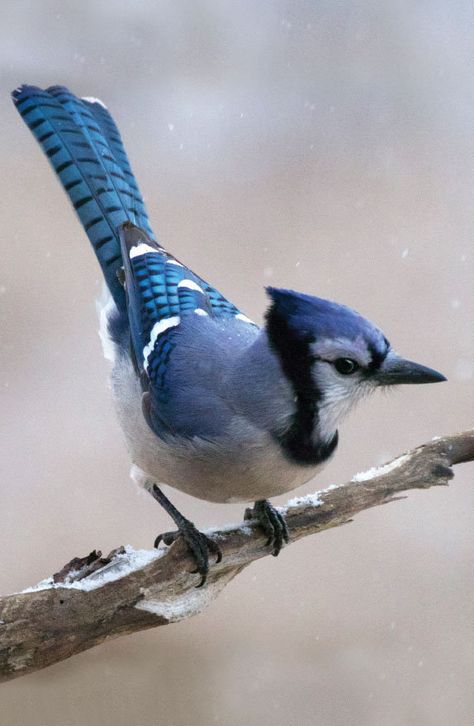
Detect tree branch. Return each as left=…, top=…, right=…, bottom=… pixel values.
left=1, top=430, right=472, bottom=683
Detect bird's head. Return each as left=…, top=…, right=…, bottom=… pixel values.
left=265, top=287, right=446, bottom=449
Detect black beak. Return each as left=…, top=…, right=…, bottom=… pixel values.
left=375, top=352, right=447, bottom=386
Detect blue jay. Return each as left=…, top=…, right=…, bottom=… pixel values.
left=12, top=85, right=446, bottom=585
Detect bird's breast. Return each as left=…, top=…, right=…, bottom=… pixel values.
left=110, top=353, right=328, bottom=503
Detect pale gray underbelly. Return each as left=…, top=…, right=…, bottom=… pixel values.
left=110, top=354, right=327, bottom=503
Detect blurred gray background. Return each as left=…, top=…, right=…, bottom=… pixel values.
left=0, top=1, right=473, bottom=724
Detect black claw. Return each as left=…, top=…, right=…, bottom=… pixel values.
left=250, top=500, right=289, bottom=556
left=149, top=485, right=222, bottom=586
left=154, top=531, right=180, bottom=549
left=207, top=538, right=223, bottom=564
left=154, top=523, right=222, bottom=587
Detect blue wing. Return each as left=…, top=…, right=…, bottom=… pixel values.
left=119, top=223, right=257, bottom=408
left=13, top=84, right=258, bottom=436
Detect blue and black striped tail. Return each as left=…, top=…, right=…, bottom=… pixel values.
left=11, top=84, right=155, bottom=310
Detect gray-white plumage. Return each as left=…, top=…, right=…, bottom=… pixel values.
left=104, top=296, right=328, bottom=503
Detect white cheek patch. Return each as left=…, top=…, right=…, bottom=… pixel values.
left=177, top=279, right=204, bottom=293
left=129, top=243, right=159, bottom=259
left=315, top=368, right=373, bottom=442
left=143, top=316, right=180, bottom=370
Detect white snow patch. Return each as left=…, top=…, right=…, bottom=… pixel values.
left=202, top=522, right=253, bottom=538
left=143, top=316, right=180, bottom=369
left=401, top=249, right=409, bottom=258
left=285, top=492, right=323, bottom=509
left=21, top=576, right=55, bottom=594
left=284, top=483, right=341, bottom=511
left=20, top=546, right=163, bottom=594
left=130, top=242, right=157, bottom=259
left=352, top=453, right=410, bottom=482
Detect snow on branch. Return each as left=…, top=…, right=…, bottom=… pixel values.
left=0, top=430, right=472, bottom=683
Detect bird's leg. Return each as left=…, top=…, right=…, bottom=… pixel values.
left=150, top=485, right=222, bottom=587
left=244, top=499, right=289, bottom=556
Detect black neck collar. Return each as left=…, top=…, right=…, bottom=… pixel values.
left=265, top=303, right=339, bottom=466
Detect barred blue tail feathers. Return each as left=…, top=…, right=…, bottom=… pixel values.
left=11, top=84, right=154, bottom=310
left=11, top=83, right=256, bottom=357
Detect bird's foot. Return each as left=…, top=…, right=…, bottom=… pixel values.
left=154, top=523, right=222, bottom=588
left=150, top=484, right=222, bottom=587
left=245, top=499, right=289, bottom=556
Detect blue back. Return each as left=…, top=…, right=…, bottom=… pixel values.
left=12, top=84, right=154, bottom=310
left=119, top=223, right=257, bottom=409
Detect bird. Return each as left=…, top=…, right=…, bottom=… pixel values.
left=12, top=84, right=446, bottom=585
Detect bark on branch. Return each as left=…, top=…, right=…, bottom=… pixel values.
left=1, top=430, right=472, bottom=683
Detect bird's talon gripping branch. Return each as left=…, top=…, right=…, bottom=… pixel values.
left=247, top=499, right=289, bottom=556
left=154, top=524, right=222, bottom=587
left=150, top=485, right=221, bottom=586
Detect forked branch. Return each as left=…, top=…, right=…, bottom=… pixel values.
left=0, top=430, right=472, bottom=683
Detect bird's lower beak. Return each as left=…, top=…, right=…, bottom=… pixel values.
left=375, top=352, right=447, bottom=385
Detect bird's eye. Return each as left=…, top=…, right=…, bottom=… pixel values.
left=334, top=358, right=359, bottom=375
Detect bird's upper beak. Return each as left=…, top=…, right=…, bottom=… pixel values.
left=375, top=351, right=447, bottom=385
